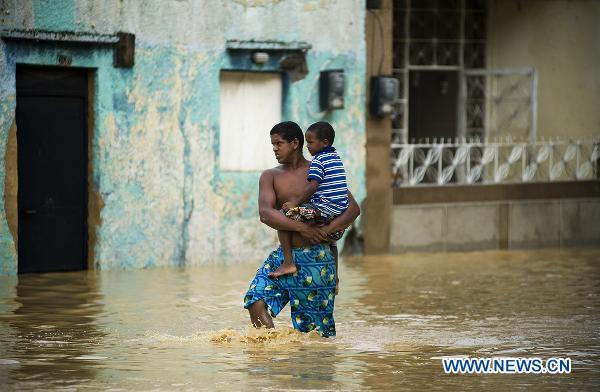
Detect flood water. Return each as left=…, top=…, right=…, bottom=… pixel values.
left=0, top=248, right=599, bottom=390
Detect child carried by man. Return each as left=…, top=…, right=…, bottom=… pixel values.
left=269, top=121, right=349, bottom=279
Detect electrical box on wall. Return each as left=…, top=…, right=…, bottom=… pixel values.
left=370, top=75, right=398, bottom=117
left=319, top=70, right=344, bottom=111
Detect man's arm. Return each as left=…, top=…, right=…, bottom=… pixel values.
left=322, top=191, right=360, bottom=296
left=258, top=170, right=328, bottom=243
left=321, top=191, right=361, bottom=234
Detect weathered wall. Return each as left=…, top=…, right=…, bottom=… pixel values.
left=488, top=0, right=600, bottom=139
left=0, top=0, right=366, bottom=274
left=391, top=198, right=600, bottom=252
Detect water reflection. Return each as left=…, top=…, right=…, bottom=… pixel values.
left=0, top=249, right=598, bottom=390
left=0, top=271, right=105, bottom=390
left=342, top=249, right=600, bottom=389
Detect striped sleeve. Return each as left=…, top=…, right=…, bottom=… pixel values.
left=307, top=157, right=325, bottom=183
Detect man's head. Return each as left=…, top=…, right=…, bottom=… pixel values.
left=305, top=121, right=335, bottom=156
left=269, top=121, right=304, bottom=164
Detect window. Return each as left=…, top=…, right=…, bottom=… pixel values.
left=219, top=71, right=282, bottom=171
left=392, top=1, right=488, bottom=144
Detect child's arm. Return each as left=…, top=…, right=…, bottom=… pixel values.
left=258, top=170, right=328, bottom=243
left=282, top=158, right=324, bottom=210
left=282, top=180, right=319, bottom=210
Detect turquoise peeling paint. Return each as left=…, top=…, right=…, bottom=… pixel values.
left=0, top=1, right=366, bottom=275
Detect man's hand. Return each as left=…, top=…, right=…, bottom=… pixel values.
left=319, top=222, right=334, bottom=236
left=282, top=201, right=297, bottom=211
left=298, top=224, right=329, bottom=244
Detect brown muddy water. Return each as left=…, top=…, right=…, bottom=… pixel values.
left=0, top=248, right=599, bottom=391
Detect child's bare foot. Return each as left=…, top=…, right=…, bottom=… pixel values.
left=268, top=262, right=297, bottom=278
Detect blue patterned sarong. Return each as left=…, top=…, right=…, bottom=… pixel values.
left=243, top=243, right=337, bottom=337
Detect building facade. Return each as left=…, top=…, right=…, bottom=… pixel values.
left=1, top=0, right=598, bottom=275
left=365, top=0, right=600, bottom=253
left=0, top=0, right=367, bottom=275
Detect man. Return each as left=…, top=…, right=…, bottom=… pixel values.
left=243, top=121, right=360, bottom=337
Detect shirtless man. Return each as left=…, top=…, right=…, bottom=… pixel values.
left=243, top=121, right=360, bottom=337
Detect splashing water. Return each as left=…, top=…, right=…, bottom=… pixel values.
left=137, top=325, right=320, bottom=346
left=210, top=325, right=322, bottom=344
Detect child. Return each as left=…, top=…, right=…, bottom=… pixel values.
left=269, top=121, right=349, bottom=279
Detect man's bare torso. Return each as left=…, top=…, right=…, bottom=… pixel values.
left=269, top=161, right=313, bottom=247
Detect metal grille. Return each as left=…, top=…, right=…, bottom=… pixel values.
left=392, top=0, right=487, bottom=145
left=392, top=138, right=600, bottom=187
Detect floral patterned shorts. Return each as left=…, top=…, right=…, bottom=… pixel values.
left=283, top=203, right=345, bottom=241
left=244, top=244, right=337, bottom=337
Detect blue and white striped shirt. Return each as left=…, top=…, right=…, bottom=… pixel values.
left=307, top=146, right=349, bottom=218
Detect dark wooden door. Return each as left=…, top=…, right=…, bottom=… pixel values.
left=16, top=66, right=88, bottom=273
left=409, top=70, right=459, bottom=141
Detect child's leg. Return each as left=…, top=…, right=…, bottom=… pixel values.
left=269, top=230, right=297, bottom=278
left=278, top=230, right=294, bottom=266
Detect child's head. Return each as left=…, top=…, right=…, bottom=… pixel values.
left=305, top=121, right=335, bottom=156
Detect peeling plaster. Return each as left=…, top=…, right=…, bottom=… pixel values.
left=0, top=0, right=366, bottom=275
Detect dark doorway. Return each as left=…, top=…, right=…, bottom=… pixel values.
left=408, top=70, right=459, bottom=141
left=16, top=66, right=88, bottom=273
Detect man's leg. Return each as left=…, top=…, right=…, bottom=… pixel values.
left=330, top=243, right=339, bottom=295
left=289, top=244, right=337, bottom=337
left=269, top=230, right=297, bottom=278
left=247, top=300, right=274, bottom=329
left=244, top=248, right=290, bottom=330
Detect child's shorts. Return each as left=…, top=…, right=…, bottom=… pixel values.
left=282, top=203, right=345, bottom=241
left=243, top=244, right=337, bottom=337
